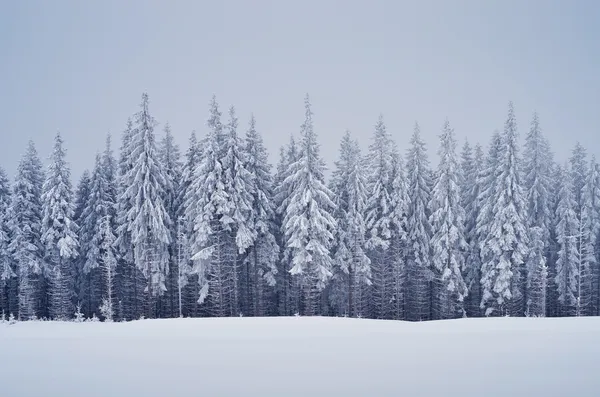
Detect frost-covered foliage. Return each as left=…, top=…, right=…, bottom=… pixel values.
left=480, top=103, right=529, bottom=317
left=121, top=93, right=171, bottom=308
left=429, top=120, right=468, bottom=319
left=405, top=123, right=433, bottom=321
left=330, top=131, right=371, bottom=318
left=9, top=141, right=45, bottom=320
left=41, top=132, right=79, bottom=320
left=0, top=167, right=15, bottom=317
left=280, top=95, right=336, bottom=315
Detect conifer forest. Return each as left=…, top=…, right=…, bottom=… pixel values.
left=1, top=92, right=598, bottom=322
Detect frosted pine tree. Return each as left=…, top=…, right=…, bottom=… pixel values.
left=72, top=170, right=91, bottom=313
left=122, top=93, right=171, bottom=316
left=461, top=142, right=483, bottom=317
left=221, top=106, right=255, bottom=316
left=330, top=131, right=371, bottom=318
left=480, top=103, right=529, bottom=317
left=364, top=115, right=395, bottom=319
left=586, top=159, right=600, bottom=315
left=158, top=123, right=182, bottom=317
left=554, top=164, right=580, bottom=316
left=281, top=95, right=336, bottom=315
left=115, top=118, right=142, bottom=319
left=9, top=141, right=45, bottom=320
left=0, top=168, right=16, bottom=317
left=41, top=132, right=79, bottom=320
left=243, top=115, right=279, bottom=316
left=98, top=215, right=117, bottom=321
left=185, top=96, right=232, bottom=316
left=522, top=113, right=553, bottom=316
left=176, top=131, right=201, bottom=316
left=429, top=120, right=468, bottom=319
left=274, top=136, right=300, bottom=315
left=405, top=123, right=433, bottom=321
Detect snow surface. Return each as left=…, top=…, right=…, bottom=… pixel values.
left=1, top=317, right=599, bottom=396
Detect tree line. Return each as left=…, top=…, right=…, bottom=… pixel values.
left=0, top=93, right=597, bottom=322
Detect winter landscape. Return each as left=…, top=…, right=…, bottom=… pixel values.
left=2, top=2, right=600, bottom=396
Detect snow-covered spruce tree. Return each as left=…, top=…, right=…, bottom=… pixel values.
left=460, top=142, right=483, bottom=317
left=389, top=146, right=409, bottom=320
left=329, top=131, right=371, bottom=318
left=586, top=159, right=600, bottom=315
left=364, top=115, right=395, bottom=319
left=522, top=112, right=553, bottom=316
left=185, top=96, right=232, bottom=316
left=41, top=132, right=79, bottom=320
left=405, top=122, right=433, bottom=321
left=72, top=170, right=91, bottom=313
left=554, top=164, right=580, bottom=316
left=115, top=118, right=142, bottom=320
left=480, top=103, right=529, bottom=317
left=9, top=141, right=45, bottom=320
left=0, top=167, right=16, bottom=317
left=221, top=106, right=255, bottom=316
left=578, top=157, right=599, bottom=315
left=546, top=165, right=563, bottom=317
left=274, top=136, right=300, bottom=315
left=429, top=120, right=468, bottom=319
left=122, top=93, right=171, bottom=317
left=243, top=115, right=279, bottom=316
left=158, top=123, right=182, bottom=318
left=98, top=214, right=117, bottom=321
left=175, top=131, right=201, bottom=317
left=281, top=95, right=336, bottom=315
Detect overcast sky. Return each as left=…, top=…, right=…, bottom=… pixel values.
left=1, top=0, right=599, bottom=180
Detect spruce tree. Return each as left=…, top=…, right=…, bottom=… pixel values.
left=364, top=115, right=395, bottom=319
left=122, top=93, right=171, bottom=316
left=522, top=113, right=553, bottom=316
left=158, top=123, right=182, bottom=318
left=429, top=120, right=468, bottom=319
left=281, top=95, right=336, bottom=315
left=41, top=132, right=79, bottom=320
left=405, top=122, right=433, bottom=321
left=9, top=141, right=45, bottom=320
left=0, top=168, right=15, bottom=317
left=72, top=170, right=91, bottom=313
left=480, top=103, right=529, bottom=317
left=330, top=131, right=371, bottom=318
left=243, top=115, right=279, bottom=316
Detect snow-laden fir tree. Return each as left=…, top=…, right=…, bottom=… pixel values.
left=221, top=106, right=255, bottom=316
left=274, top=136, right=300, bottom=315
left=243, top=115, right=279, bottom=316
left=480, top=103, right=529, bottom=317
left=364, top=115, right=395, bottom=319
left=185, top=95, right=233, bottom=316
left=115, top=118, right=143, bottom=320
left=80, top=137, right=117, bottom=318
left=522, top=113, right=553, bottom=316
left=329, top=131, right=371, bottom=318
left=460, top=142, right=483, bottom=317
left=429, top=120, right=468, bottom=319
left=98, top=214, right=117, bottom=321
left=158, top=123, right=182, bottom=318
left=0, top=167, right=16, bottom=317
left=389, top=146, right=409, bottom=320
left=9, top=141, right=45, bottom=320
left=72, top=170, right=91, bottom=312
left=578, top=157, right=599, bottom=315
left=554, top=164, right=581, bottom=316
left=41, top=132, right=79, bottom=320
left=175, top=131, right=201, bottom=317
left=281, top=95, right=336, bottom=315
left=405, top=122, right=433, bottom=321
left=586, top=159, right=600, bottom=315
left=122, top=93, right=171, bottom=316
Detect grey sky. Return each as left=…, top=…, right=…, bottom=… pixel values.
left=1, top=0, right=599, bottom=180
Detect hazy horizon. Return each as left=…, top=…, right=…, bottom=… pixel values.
left=1, top=0, right=599, bottom=180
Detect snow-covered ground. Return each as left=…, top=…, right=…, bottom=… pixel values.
left=1, top=317, right=599, bottom=397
